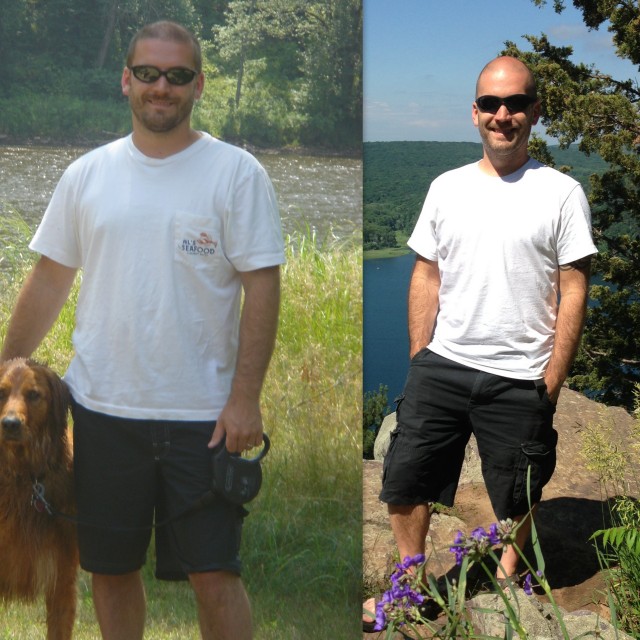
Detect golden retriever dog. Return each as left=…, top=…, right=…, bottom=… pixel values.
left=0, top=358, right=77, bottom=640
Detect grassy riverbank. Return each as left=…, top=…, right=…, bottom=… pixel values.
left=0, top=218, right=361, bottom=639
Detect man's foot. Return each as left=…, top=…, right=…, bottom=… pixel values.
left=496, top=573, right=523, bottom=590
left=362, top=597, right=380, bottom=632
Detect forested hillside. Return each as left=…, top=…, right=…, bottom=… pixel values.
left=0, top=0, right=361, bottom=151
left=363, top=141, right=608, bottom=250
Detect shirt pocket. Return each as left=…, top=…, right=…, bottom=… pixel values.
left=174, top=213, right=223, bottom=271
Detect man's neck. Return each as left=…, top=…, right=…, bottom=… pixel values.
left=478, top=151, right=530, bottom=178
left=131, top=127, right=201, bottom=159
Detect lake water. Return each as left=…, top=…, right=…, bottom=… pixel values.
left=363, top=252, right=415, bottom=403
left=0, top=145, right=362, bottom=243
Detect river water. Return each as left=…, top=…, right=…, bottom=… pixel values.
left=0, top=145, right=362, bottom=243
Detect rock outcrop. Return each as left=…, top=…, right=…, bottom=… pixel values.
left=363, top=387, right=639, bottom=639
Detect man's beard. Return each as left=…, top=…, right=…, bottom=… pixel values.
left=129, top=94, right=194, bottom=133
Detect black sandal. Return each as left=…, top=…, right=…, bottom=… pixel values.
left=362, top=600, right=385, bottom=632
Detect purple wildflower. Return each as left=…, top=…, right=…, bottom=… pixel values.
left=449, top=522, right=507, bottom=566
left=470, top=526, right=488, bottom=541
left=450, top=544, right=468, bottom=566
left=402, top=553, right=425, bottom=569
left=488, top=522, right=501, bottom=546
left=374, top=598, right=388, bottom=631
left=449, top=531, right=469, bottom=566
left=523, top=573, right=533, bottom=596
left=374, top=553, right=428, bottom=630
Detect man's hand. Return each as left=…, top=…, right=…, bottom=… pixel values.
left=543, top=381, right=562, bottom=405
left=208, top=394, right=264, bottom=453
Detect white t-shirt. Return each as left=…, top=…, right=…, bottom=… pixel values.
left=30, top=133, right=285, bottom=420
left=407, top=158, right=597, bottom=379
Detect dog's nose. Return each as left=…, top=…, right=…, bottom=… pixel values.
left=1, top=415, right=22, bottom=437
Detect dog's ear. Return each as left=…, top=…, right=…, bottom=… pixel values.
left=34, top=365, right=70, bottom=435
left=49, top=373, right=70, bottom=436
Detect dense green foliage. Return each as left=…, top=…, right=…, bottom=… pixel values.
left=0, top=0, right=361, bottom=151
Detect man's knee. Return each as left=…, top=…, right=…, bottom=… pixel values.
left=388, top=502, right=431, bottom=536
left=189, top=570, right=245, bottom=603
left=388, top=502, right=429, bottom=517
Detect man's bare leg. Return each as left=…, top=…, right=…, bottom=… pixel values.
left=92, top=572, right=146, bottom=640
left=496, top=508, right=537, bottom=580
left=388, top=503, right=431, bottom=560
left=189, top=571, right=252, bottom=640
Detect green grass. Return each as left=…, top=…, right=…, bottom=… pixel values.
left=0, top=216, right=362, bottom=639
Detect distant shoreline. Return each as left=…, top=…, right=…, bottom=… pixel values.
left=0, top=134, right=361, bottom=159
left=364, top=247, right=412, bottom=260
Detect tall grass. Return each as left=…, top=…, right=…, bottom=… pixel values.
left=0, top=215, right=361, bottom=639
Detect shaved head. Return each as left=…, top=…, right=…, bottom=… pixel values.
left=476, top=56, right=537, bottom=99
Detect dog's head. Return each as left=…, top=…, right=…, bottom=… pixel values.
left=0, top=358, right=70, bottom=462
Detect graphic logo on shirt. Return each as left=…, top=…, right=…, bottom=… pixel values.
left=180, top=230, right=218, bottom=257
left=198, top=232, right=216, bottom=247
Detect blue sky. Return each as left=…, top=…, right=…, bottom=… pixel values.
left=364, top=0, right=639, bottom=142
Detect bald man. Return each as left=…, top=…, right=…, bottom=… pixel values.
left=364, top=57, right=597, bottom=630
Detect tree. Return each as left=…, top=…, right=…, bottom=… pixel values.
left=298, top=0, right=362, bottom=148
left=212, top=0, right=261, bottom=108
left=213, top=0, right=361, bottom=148
left=504, top=0, right=640, bottom=408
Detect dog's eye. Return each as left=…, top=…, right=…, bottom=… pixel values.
left=26, top=389, right=41, bottom=402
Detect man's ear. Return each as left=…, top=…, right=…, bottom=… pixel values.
left=121, top=67, right=131, bottom=97
left=472, top=102, right=479, bottom=128
left=532, top=100, right=541, bottom=126
left=194, top=72, right=205, bottom=101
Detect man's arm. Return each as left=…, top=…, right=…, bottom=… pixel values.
left=209, top=265, right=280, bottom=453
left=1, top=256, right=78, bottom=361
left=544, top=256, right=592, bottom=403
left=408, top=255, right=440, bottom=359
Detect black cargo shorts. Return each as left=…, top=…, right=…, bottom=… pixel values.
left=379, top=349, right=557, bottom=520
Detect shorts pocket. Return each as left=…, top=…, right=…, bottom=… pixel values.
left=535, top=379, right=557, bottom=413
left=410, top=347, right=431, bottom=363
left=512, top=428, right=558, bottom=507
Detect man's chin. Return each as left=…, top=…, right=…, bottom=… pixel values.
left=483, top=134, right=527, bottom=157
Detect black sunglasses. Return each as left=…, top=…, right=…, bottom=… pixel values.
left=475, top=94, right=537, bottom=114
left=129, top=65, right=197, bottom=86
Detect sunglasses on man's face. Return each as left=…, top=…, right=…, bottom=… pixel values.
left=129, top=65, right=197, bottom=86
left=475, top=94, right=537, bottom=114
